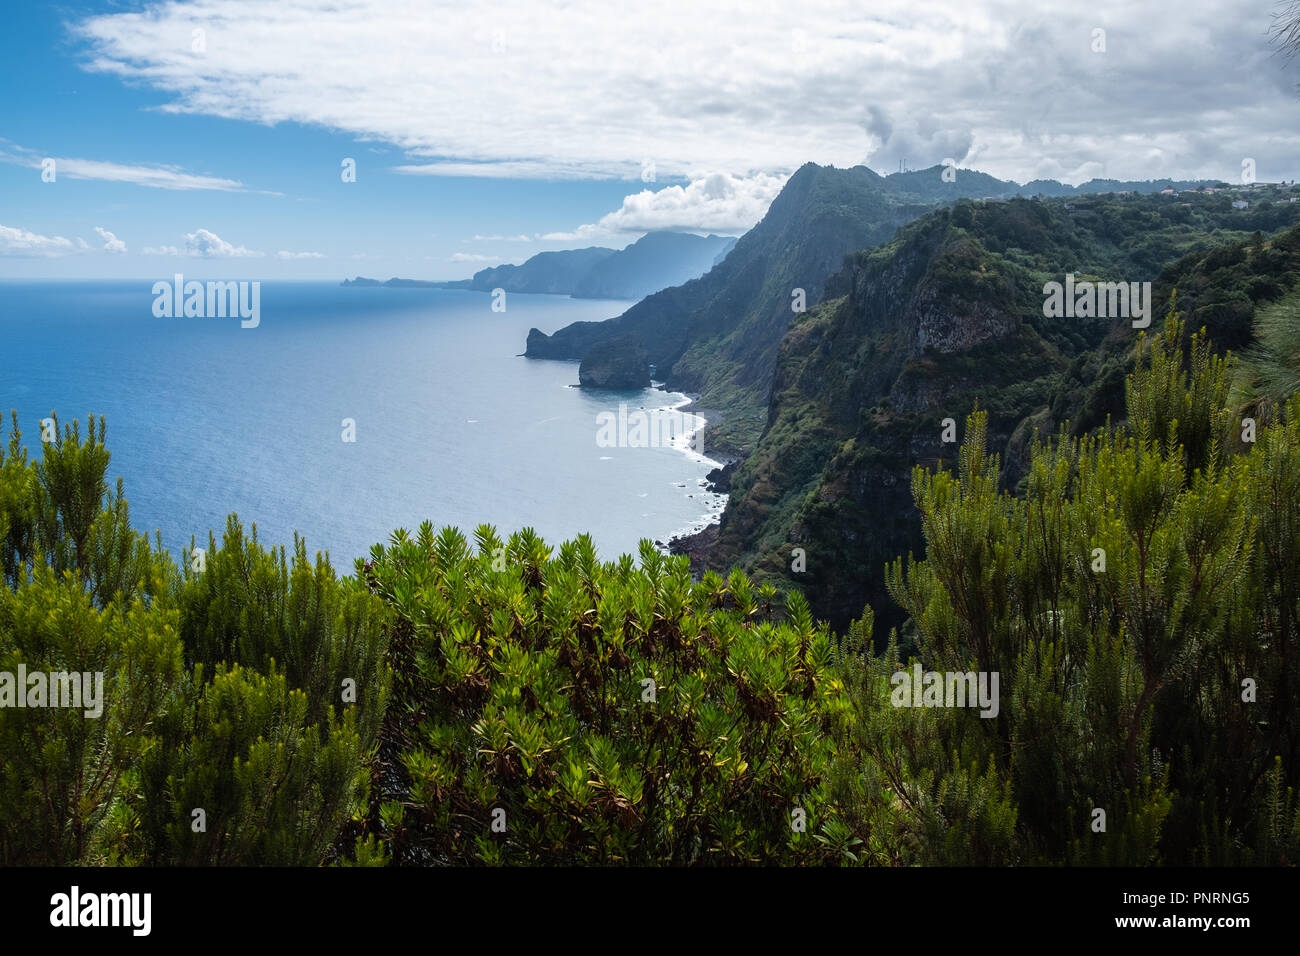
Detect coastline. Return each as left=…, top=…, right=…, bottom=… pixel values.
left=644, top=387, right=731, bottom=556
left=657, top=386, right=735, bottom=467
left=653, top=386, right=734, bottom=568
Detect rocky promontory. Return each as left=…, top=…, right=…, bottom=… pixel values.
left=578, top=334, right=651, bottom=389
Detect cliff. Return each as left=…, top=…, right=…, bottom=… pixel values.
left=701, top=194, right=1300, bottom=630
left=577, top=334, right=651, bottom=389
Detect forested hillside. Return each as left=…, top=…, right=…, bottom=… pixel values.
left=525, top=165, right=1238, bottom=454
left=528, top=164, right=987, bottom=452
left=700, top=191, right=1299, bottom=630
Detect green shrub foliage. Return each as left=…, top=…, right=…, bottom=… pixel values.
left=0, top=414, right=390, bottom=865
left=874, top=307, right=1299, bottom=864
left=362, top=525, right=859, bottom=864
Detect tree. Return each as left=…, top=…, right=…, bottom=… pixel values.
left=0, top=413, right=390, bottom=865
left=871, top=303, right=1299, bottom=863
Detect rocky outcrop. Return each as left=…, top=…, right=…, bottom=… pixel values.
left=577, top=334, right=650, bottom=389
left=704, top=460, right=737, bottom=493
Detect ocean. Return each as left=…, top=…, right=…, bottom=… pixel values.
left=0, top=280, right=725, bottom=568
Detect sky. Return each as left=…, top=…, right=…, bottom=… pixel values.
left=2, top=0, right=1299, bottom=279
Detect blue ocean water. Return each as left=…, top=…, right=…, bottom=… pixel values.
left=0, top=281, right=725, bottom=567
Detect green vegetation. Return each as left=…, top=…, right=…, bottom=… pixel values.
left=1241, top=288, right=1300, bottom=410
left=710, top=199, right=1300, bottom=634
left=362, top=527, right=859, bottom=864
left=3, top=303, right=1297, bottom=865
left=0, top=414, right=390, bottom=865
left=875, top=314, right=1299, bottom=863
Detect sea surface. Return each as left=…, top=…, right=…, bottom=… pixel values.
left=0, top=281, right=725, bottom=568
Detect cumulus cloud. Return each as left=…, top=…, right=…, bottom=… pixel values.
left=861, top=110, right=977, bottom=176
left=144, top=229, right=262, bottom=257
left=94, top=226, right=127, bottom=254
left=276, top=250, right=326, bottom=259
left=0, top=224, right=79, bottom=257
left=68, top=0, right=1300, bottom=188
left=543, top=172, right=788, bottom=239
left=184, top=229, right=261, bottom=258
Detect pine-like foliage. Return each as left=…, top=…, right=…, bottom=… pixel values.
left=362, top=525, right=864, bottom=865
left=861, top=301, right=1300, bottom=864
left=1242, top=289, right=1300, bottom=412
left=0, top=413, right=390, bottom=865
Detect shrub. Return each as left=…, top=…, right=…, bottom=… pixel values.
left=362, top=525, right=864, bottom=865
left=0, top=414, right=389, bottom=865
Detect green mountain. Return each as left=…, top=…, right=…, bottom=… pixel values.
left=526, top=163, right=966, bottom=452
left=878, top=165, right=1025, bottom=201
left=883, top=168, right=1220, bottom=202
left=524, top=165, right=1228, bottom=455
left=699, top=190, right=1300, bottom=631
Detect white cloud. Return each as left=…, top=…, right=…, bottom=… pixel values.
left=0, top=224, right=79, bottom=257
left=395, top=161, right=616, bottom=180
left=450, top=252, right=503, bottom=262
left=277, top=250, right=326, bottom=259
left=69, top=0, right=1300, bottom=189
left=470, top=234, right=532, bottom=242
left=544, top=172, right=787, bottom=239
left=184, top=229, right=261, bottom=257
left=145, top=229, right=262, bottom=257
left=94, top=226, right=127, bottom=254
left=0, top=145, right=251, bottom=192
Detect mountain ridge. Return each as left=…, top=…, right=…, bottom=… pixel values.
left=690, top=188, right=1300, bottom=629
left=341, top=231, right=737, bottom=301
left=526, top=164, right=1247, bottom=455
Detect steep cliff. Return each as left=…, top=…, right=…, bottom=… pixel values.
left=525, top=163, right=964, bottom=452
left=578, top=334, right=651, bottom=389
left=703, top=194, right=1299, bottom=630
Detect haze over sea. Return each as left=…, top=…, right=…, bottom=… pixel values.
left=0, top=281, right=725, bottom=566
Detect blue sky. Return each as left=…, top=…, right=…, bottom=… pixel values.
left=3, top=0, right=1299, bottom=279
left=0, top=2, right=691, bottom=278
